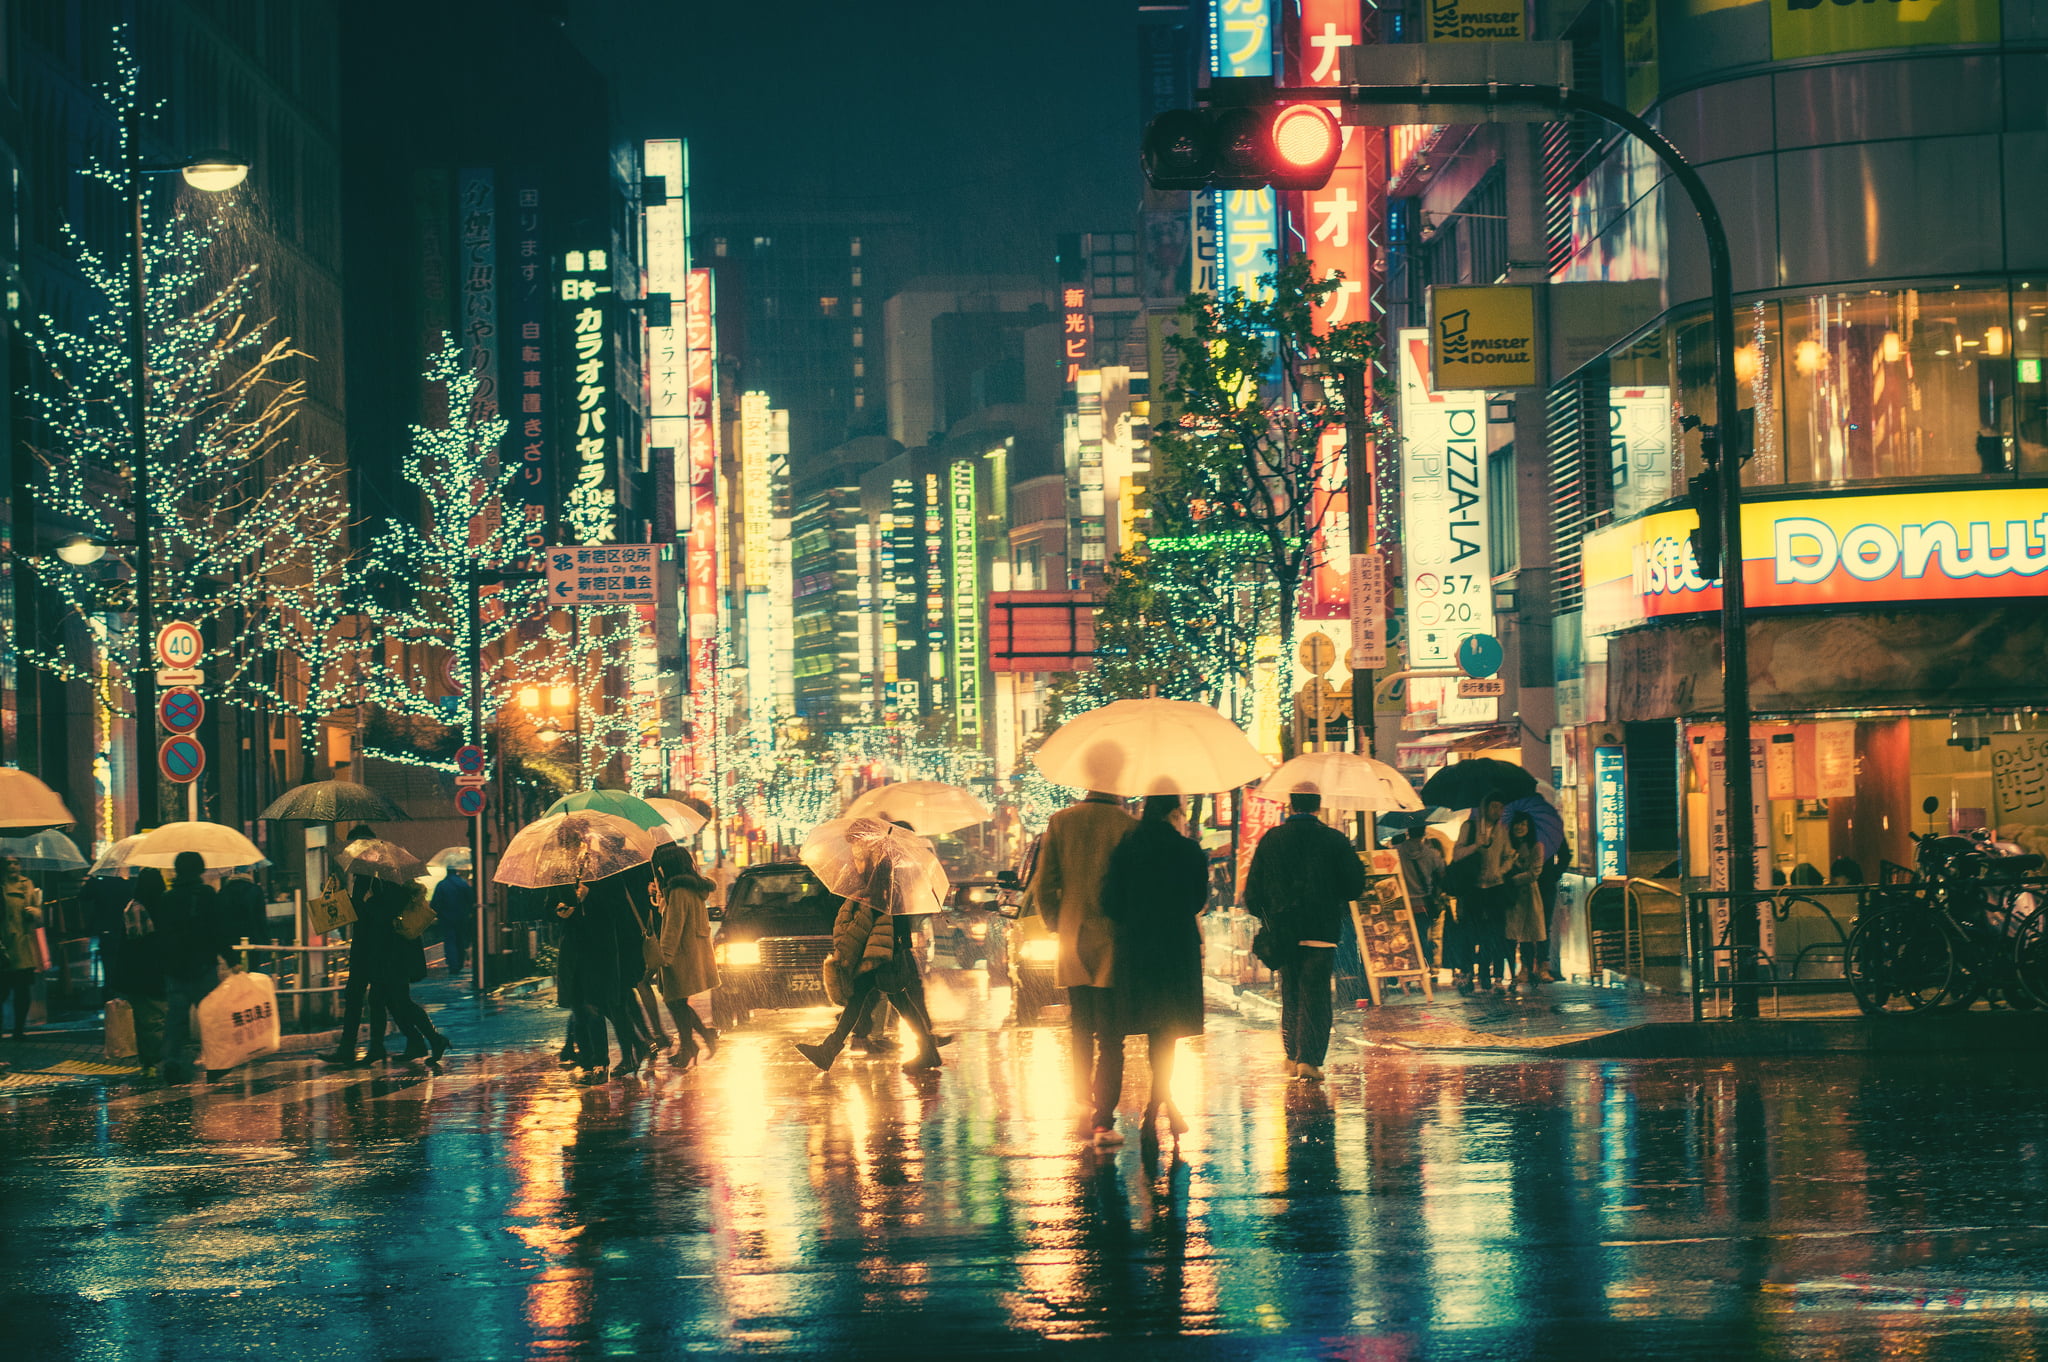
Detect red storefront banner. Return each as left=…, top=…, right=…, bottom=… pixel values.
left=684, top=267, right=718, bottom=629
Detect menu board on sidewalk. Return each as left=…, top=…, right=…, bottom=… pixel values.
left=1353, top=849, right=1435, bottom=1005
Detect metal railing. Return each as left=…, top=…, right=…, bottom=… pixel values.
left=1685, top=885, right=1873, bottom=1021
left=233, top=939, right=348, bottom=1031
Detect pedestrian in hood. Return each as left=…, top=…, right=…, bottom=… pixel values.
left=652, top=842, right=720, bottom=1068
left=555, top=870, right=649, bottom=1082
left=1, top=856, right=43, bottom=1041
left=795, top=846, right=948, bottom=1073
left=1244, top=793, right=1366, bottom=1082
left=114, top=869, right=168, bottom=1075
left=1101, top=795, right=1209, bottom=1145
left=153, top=851, right=236, bottom=1082
left=1025, top=790, right=1138, bottom=1146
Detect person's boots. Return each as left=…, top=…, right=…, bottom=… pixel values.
left=317, top=1048, right=363, bottom=1068
left=794, top=1037, right=844, bottom=1071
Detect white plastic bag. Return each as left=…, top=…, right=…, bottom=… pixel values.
left=103, top=999, right=137, bottom=1059
left=197, top=970, right=280, bottom=1073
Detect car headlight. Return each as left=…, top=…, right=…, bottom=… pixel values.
left=968, top=923, right=989, bottom=939
left=718, top=940, right=761, bottom=966
left=1021, top=938, right=1059, bottom=963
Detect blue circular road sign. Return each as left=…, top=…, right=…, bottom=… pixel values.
left=159, top=735, right=205, bottom=785
left=1456, top=633, right=1504, bottom=680
left=159, top=687, right=205, bottom=736
left=455, top=787, right=486, bottom=817
left=455, top=745, right=487, bottom=775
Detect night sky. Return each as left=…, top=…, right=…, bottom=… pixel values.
left=566, top=0, right=1141, bottom=278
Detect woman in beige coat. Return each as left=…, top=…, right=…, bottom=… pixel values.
left=653, top=842, right=719, bottom=1067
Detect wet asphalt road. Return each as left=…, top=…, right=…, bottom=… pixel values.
left=6, top=970, right=2048, bottom=1360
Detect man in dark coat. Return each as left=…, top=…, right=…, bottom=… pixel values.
left=1244, top=792, right=1366, bottom=1082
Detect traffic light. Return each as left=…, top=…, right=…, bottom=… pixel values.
left=1142, top=101, right=1342, bottom=192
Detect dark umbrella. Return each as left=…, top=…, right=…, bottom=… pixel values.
left=1418, top=758, right=1537, bottom=812
left=1502, top=795, right=1565, bottom=857
left=258, top=780, right=409, bottom=824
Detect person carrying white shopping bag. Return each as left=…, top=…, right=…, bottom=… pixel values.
left=198, top=968, right=280, bottom=1074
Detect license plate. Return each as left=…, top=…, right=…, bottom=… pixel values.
left=786, top=974, right=820, bottom=992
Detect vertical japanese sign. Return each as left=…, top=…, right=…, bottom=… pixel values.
left=923, top=472, right=947, bottom=712
left=1397, top=329, right=1490, bottom=668
left=1212, top=0, right=1274, bottom=301
left=457, top=170, right=500, bottom=422
left=1191, top=189, right=1219, bottom=295
left=1706, top=740, right=1773, bottom=965
left=1061, top=284, right=1091, bottom=386
left=683, top=267, right=720, bottom=661
left=558, top=248, right=616, bottom=543
left=1593, top=745, right=1627, bottom=879
left=739, top=392, right=774, bottom=591
left=1348, top=550, right=1386, bottom=670
left=949, top=461, right=982, bottom=743
left=508, top=182, right=550, bottom=549
left=1608, top=386, right=1675, bottom=522
left=642, top=140, right=689, bottom=425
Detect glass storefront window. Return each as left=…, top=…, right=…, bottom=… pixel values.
left=2016, top=281, right=2048, bottom=474
left=1672, top=302, right=1783, bottom=491
left=1782, top=286, right=2013, bottom=485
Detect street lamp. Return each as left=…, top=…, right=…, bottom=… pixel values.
left=122, top=103, right=249, bottom=826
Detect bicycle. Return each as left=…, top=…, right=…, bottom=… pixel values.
left=1846, top=831, right=2046, bottom=1015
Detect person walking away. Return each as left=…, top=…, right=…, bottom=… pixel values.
left=77, top=867, right=132, bottom=1002
left=324, top=874, right=444, bottom=1067
left=1100, top=795, right=1209, bottom=1144
left=1, top=857, right=44, bottom=1041
left=653, top=842, right=720, bottom=1067
left=1245, top=793, right=1366, bottom=1082
left=115, top=869, right=169, bottom=1075
left=218, top=872, right=269, bottom=948
left=432, top=867, right=476, bottom=977
left=1539, top=834, right=1572, bottom=981
left=1025, top=791, right=1137, bottom=1145
left=796, top=852, right=948, bottom=1073
left=153, top=852, right=237, bottom=1081
left=557, top=870, right=650, bottom=1081
left=1449, top=797, right=1514, bottom=996
left=1502, top=814, right=1548, bottom=995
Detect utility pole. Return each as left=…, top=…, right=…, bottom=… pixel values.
left=125, top=106, right=159, bottom=829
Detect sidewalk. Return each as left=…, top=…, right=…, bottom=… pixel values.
left=1350, top=978, right=1691, bottom=1052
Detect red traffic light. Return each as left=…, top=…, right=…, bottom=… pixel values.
left=1140, top=103, right=1342, bottom=193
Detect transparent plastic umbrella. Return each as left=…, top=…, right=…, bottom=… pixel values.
left=843, top=781, right=993, bottom=836
left=1259, top=753, right=1423, bottom=813
left=426, top=846, right=474, bottom=871
left=0, top=767, right=76, bottom=832
left=799, top=817, right=950, bottom=916
left=0, top=829, right=88, bottom=871
left=1033, top=698, right=1271, bottom=796
left=494, top=811, right=656, bottom=889
left=335, top=838, right=426, bottom=884
left=642, top=797, right=709, bottom=840
left=126, top=821, right=268, bottom=870
left=88, top=834, right=149, bottom=877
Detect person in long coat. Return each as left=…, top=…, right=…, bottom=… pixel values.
left=336, top=874, right=443, bottom=1064
left=796, top=854, right=946, bottom=1073
left=153, top=851, right=237, bottom=1081
left=1450, top=797, right=1515, bottom=996
left=1244, top=793, right=1367, bottom=1082
left=1, top=856, right=43, bottom=1041
left=556, top=869, right=650, bottom=1082
left=1502, top=813, right=1548, bottom=994
left=1024, top=791, right=1136, bottom=1145
left=652, top=842, right=719, bottom=1067
left=1100, top=795, right=1209, bottom=1143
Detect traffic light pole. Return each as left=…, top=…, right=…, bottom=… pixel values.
left=1302, top=79, right=1758, bottom=1014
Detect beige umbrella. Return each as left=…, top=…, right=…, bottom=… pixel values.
left=642, top=797, right=709, bottom=841
left=493, top=811, right=656, bottom=889
left=844, top=781, right=993, bottom=836
left=800, top=818, right=950, bottom=916
left=335, top=838, right=426, bottom=884
left=1260, top=752, right=1423, bottom=812
left=1032, top=698, right=1272, bottom=796
left=0, top=768, right=76, bottom=832
left=126, top=821, right=268, bottom=870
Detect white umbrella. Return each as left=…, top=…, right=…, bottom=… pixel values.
left=642, top=797, right=709, bottom=841
left=0, top=829, right=88, bottom=871
left=844, top=781, right=993, bottom=836
left=127, top=821, right=268, bottom=870
left=88, top=834, right=149, bottom=877
left=335, top=838, right=426, bottom=884
left=494, top=811, right=656, bottom=889
left=426, top=846, right=474, bottom=871
left=0, top=768, right=75, bottom=832
left=800, top=818, right=950, bottom=916
left=1260, top=752, right=1423, bottom=813
left=1032, top=698, right=1272, bottom=796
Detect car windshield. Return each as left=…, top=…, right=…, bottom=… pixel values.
left=730, top=868, right=829, bottom=917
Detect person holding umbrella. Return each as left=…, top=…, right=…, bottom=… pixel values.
left=1503, top=813, right=1549, bottom=994
left=154, top=851, right=237, bottom=1082
left=652, top=841, right=719, bottom=1067
left=1449, top=797, right=1515, bottom=997
left=323, top=841, right=446, bottom=1066
left=1244, top=793, right=1366, bottom=1082
left=1100, top=795, right=1208, bottom=1144
left=1, top=856, right=43, bottom=1041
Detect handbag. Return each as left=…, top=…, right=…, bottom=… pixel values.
left=395, top=887, right=437, bottom=941
left=308, top=875, right=355, bottom=935
left=629, top=897, right=665, bottom=974
left=1444, top=851, right=1484, bottom=900
left=1251, top=924, right=1293, bottom=970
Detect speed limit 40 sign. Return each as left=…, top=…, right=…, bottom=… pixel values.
left=155, top=621, right=204, bottom=670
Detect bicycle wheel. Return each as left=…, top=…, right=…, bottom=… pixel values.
left=2013, top=907, right=2048, bottom=1010
left=1847, top=907, right=1959, bottom=1014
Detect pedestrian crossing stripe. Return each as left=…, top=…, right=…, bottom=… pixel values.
left=1380, top=1025, right=1601, bottom=1051
left=47, top=1060, right=143, bottom=1075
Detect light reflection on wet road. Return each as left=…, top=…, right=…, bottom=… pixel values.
left=7, top=970, right=2048, bottom=1359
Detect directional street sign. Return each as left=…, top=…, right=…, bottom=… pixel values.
left=159, top=687, right=205, bottom=736
left=455, top=786, right=486, bottom=817
left=155, top=668, right=203, bottom=687
left=543, top=544, right=661, bottom=604
left=159, top=735, right=205, bottom=784
left=1456, top=632, right=1504, bottom=680
left=453, top=773, right=488, bottom=788
left=155, top=621, right=204, bottom=669
left=455, top=745, right=487, bottom=774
